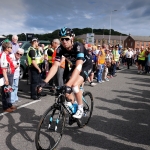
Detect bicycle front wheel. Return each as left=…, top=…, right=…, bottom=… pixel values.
left=35, top=104, right=65, bottom=150
left=78, top=91, right=94, bottom=128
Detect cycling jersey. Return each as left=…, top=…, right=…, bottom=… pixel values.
left=55, top=42, right=91, bottom=65
left=55, top=42, right=93, bottom=81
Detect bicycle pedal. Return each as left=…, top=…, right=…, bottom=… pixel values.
left=68, top=117, right=76, bottom=125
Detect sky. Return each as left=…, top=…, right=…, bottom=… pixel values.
left=0, top=0, right=150, bottom=36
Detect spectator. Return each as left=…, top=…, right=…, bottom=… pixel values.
left=97, top=44, right=106, bottom=83
left=87, top=48, right=97, bottom=86
left=51, top=39, right=65, bottom=86
left=145, top=48, right=149, bottom=74
left=112, top=45, right=120, bottom=77
left=11, top=35, right=19, bottom=53
left=27, top=37, right=43, bottom=100
left=138, top=46, right=146, bottom=74
left=146, top=47, right=150, bottom=73
left=0, top=40, right=16, bottom=112
left=10, top=48, right=24, bottom=104
left=103, top=49, right=111, bottom=81
left=123, top=47, right=128, bottom=65
left=125, top=48, right=133, bottom=69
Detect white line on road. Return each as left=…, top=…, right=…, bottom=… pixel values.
left=0, top=99, right=41, bottom=116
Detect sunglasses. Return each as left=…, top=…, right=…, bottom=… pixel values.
left=16, top=52, right=23, bottom=56
left=61, top=38, right=70, bottom=41
left=8, top=47, right=12, bottom=49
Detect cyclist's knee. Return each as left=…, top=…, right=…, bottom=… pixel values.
left=72, top=85, right=79, bottom=93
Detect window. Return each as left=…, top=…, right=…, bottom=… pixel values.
left=126, top=43, right=127, bottom=46
left=131, top=42, right=133, bottom=47
left=137, top=41, right=140, bottom=46
left=98, top=39, right=101, bottom=43
left=146, top=42, right=149, bottom=46
left=142, top=42, right=144, bottom=46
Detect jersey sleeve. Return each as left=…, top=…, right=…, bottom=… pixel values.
left=75, top=42, right=85, bottom=61
left=55, top=46, right=63, bottom=62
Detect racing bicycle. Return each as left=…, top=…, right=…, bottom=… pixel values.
left=35, top=86, right=94, bottom=150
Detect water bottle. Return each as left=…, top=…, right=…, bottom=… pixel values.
left=66, top=102, right=77, bottom=114
left=72, top=103, right=78, bottom=114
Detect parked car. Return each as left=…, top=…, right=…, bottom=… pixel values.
left=19, top=41, right=50, bottom=79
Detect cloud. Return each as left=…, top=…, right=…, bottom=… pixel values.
left=0, top=0, right=150, bottom=36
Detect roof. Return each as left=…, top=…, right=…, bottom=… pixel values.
left=0, top=35, right=6, bottom=39
left=76, top=34, right=128, bottom=40
left=130, top=36, right=150, bottom=42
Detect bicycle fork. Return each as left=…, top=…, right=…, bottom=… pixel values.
left=48, top=108, right=61, bottom=132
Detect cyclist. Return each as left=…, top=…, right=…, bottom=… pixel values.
left=38, top=27, right=93, bottom=119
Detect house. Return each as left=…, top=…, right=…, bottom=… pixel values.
left=124, top=35, right=150, bottom=49
left=76, top=34, right=127, bottom=47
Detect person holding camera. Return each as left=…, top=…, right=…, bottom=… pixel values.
left=10, top=48, right=24, bottom=104
left=0, top=40, right=16, bottom=112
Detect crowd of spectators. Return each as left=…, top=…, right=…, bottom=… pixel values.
left=0, top=34, right=149, bottom=113
left=0, top=36, right=24, bottom=112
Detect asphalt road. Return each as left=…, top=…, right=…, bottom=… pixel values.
left=0, top=65, right=150, bottom=150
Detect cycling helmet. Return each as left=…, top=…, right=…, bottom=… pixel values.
left=59, top=27, right=75, bottom=38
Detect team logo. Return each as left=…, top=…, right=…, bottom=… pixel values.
left=77, top=45, right=81, bottom=52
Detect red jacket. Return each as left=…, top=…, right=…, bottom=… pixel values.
left=0, top=52, right=15, bottom=74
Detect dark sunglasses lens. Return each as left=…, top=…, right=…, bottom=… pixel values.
left=61, top=38, right=70, bottom=41
left=17, top=53, right=22, bottom=56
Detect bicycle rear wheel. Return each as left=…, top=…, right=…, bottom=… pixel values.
left=35, top=104, right=65, bottom=150
left=78, top=91, right=94, bottom=128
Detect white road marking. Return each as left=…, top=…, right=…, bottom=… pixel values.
left=0, top=99, right=41, bottom=116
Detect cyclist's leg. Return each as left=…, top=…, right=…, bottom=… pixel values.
left=65, top=74, right=83, bottom=103
left=72, top=75, right=84, bottom=118
left=72, top=75, right=84, bottom=105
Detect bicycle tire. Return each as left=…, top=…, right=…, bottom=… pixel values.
left=35, top=104, right=66, bottom=150
left=78, top=91, right=94, bottom=128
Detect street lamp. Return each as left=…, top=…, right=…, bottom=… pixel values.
left=109, top=10, right=117, bottom=44
left=120, top=33, right=122, bottom=45
left=92, top=25, right=93, bottom=33
left=103, top=25, right=105, bottom=38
